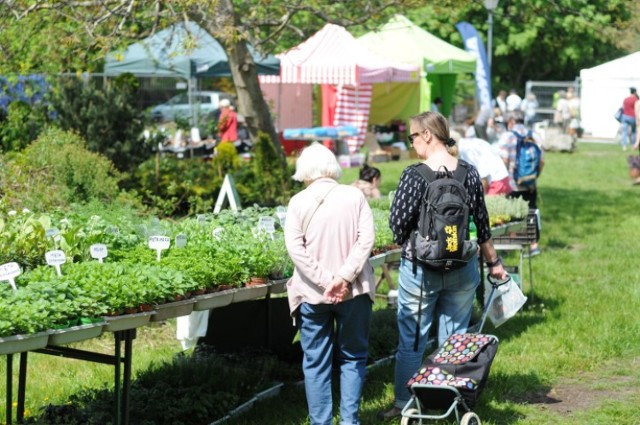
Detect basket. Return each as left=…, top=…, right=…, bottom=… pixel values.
left=492, top=209, right=537, bottom=245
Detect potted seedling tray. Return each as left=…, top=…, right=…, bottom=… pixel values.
left=151, top=298, right=196, bottom=322
left=48, top=321, right=106, bottom=346
left=0, top=331, right=51, bottom=355
left=104, top=311, right=155, bottom=332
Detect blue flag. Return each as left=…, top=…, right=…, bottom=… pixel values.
left=455, top=22, right=492, bottom=111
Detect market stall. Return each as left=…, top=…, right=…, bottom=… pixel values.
left=259, top=23, right=419, bottom=154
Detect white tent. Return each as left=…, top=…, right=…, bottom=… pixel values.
left=580, top=52, right=640, bottom=139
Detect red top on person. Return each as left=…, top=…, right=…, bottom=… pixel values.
left=218, top=99, right=238, bottom=142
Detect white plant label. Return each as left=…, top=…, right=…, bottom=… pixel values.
left=45, top=227, right=60, bottom=238
left=258, top=216, right=276, bottom=233
left=275, top=212, right=287, bottom=227
left=105, top=225, right=119, bottom=235
left=212, top=227, right=224, bottom=240
left=149, top=235, right=171, bottom=261
left=175, top=233, right=187, bottom=248
left=197, top=214, right=207, bottom=226
left=0, top=262, right=20, bottom=291
left=45, top=250, right=66, bottom=276
left=90, top=244, right=108, bottom=263
left=276, top=206, right=287, bottom=214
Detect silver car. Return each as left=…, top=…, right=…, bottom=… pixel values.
left=150, top=91, right=235, bottom=122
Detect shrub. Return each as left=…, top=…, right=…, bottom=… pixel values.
left=134, top=155, right=219, bottom=217
left=0, top=127, right=121, bottom=211
left=48, top=74, right=153, bottom=173
left=0, top=100, right=50, bottom=152
left=236, top=131, right=301, bottom=207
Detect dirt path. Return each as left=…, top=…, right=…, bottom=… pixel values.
left=510, top=357, right=640, bottom=417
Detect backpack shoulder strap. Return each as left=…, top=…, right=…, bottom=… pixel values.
left=412, top=162, right=437, bottom=184
left=453, top=160, right=469, bottom=184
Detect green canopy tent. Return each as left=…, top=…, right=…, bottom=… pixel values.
left=104, top=21, right=280, bottom=124
left=358, top=14, right=475, bottom=123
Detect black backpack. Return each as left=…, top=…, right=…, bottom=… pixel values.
left=410, top=161, right=478, bottom=272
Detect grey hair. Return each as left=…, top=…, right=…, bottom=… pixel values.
left=292, top=142, right=342, bottom=182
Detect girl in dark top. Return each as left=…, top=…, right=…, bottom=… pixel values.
left=351, top=163, right=381, bottom=199
left=380, top=111, right=507, bottom=419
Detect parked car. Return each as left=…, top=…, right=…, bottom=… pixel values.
left=150, top=91, right=235, bottom=122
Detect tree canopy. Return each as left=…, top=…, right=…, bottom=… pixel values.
left=0, top=0, right=638, bottom=159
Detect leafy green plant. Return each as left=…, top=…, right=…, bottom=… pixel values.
left=0, top=127, right=122, bottom=212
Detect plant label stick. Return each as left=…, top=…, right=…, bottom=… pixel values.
left=149, top=235, right=170, bottom=261
left=46, top=227, right=60, bottom=249
left=45, top=250, right=66, bottom=276
left=259, top=216, right=276, bottom=239
left=212, top=227, right=224, bottom=240
left=197, top=214, right=207, bottom=226
left=275, top=211, right=287, bottom=227
left=0, top=262, right=20, bottom=291
left=175, top=233, right=187, bottom=248
left=90, top=243, right=108, bottom=263
left=105, top=225, right=119, bottom=235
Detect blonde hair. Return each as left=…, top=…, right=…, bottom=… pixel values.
left=292, top=142, right=342, bottom=182
left=411, top=111, right=455, bottom=147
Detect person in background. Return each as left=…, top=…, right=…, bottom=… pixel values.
left=379, top=112, right=507, bottom=419
left=351, top=163, right=381, bottom=200
left=493, top=90, right=507, bottom=118
left=555, top=90, right=571, bottom=134
left=217, top=99, right=238, bottom=143
left=506, top=88, right=522, bottom=112
left=431, top=97, right=443, bottom=114
left=633, top=93, right=640, bottom=151
left=521, top=93, right=539, bottom=128
left=620, top=87, right=638, bottom=151
left=284, top=142, right=375, bottom=425
left=473, top=103, right=493, bottom=141
left=496, top=110, right=544, bottom=256
left=452, top=128, right=512, bottom=196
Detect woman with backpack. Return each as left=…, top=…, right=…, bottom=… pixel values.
left=379, top=111, right=507, bottom=419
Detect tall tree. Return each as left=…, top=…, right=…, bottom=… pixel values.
left=403, top=0, right=640, bottom=90
left=0, top=0, right=416, bottom=164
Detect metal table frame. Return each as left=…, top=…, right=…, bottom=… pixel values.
left=4, top=329, right=136, bottom=425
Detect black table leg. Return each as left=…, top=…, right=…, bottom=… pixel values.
left=17, top=352, right=27, bottom=423
left=6, top=354, right=13, bottom=425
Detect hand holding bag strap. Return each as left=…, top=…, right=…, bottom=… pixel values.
left=302, top=183, right=339, bottom=236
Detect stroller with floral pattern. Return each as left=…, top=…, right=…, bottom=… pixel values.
left=399, top=276, right=507, bottom=425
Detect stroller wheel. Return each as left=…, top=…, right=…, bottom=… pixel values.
left=461, top=411, right=481, bottom=425
left=400, top=408, right=421, bottom=425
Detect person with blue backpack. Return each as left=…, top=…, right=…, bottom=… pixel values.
left=496, top=110, right=544, bottom=256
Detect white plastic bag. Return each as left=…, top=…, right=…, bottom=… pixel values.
left=484, top=274, right=527, bottom=328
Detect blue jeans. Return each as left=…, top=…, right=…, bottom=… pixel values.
left=621, top=115, right=636, bottom=148
left=393, top=257, right=479, bottom=408
left=298, top=294, right=372, bottom=425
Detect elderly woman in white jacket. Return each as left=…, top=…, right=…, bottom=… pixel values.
left=284, top=142, right=376, bottom=425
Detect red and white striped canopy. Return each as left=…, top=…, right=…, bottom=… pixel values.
left=259, top=24, right=419, bottom=85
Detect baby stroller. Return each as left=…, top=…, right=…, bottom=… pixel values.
left=399, top=275, right=509, bottom=425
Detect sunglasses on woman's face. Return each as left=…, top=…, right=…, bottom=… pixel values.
left=408, top=130, right=426, bottom=144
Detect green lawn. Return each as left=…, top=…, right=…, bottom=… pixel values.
left=3, top=141, right=640, bottom=424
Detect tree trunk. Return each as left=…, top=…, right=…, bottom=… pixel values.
left=195, top=0, right=286, bottom=167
